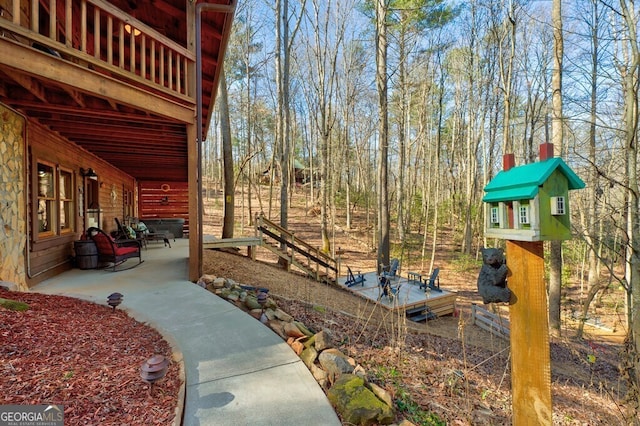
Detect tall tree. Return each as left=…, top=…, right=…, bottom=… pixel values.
left=219, top=70, right=235, bottom=239
left=300, top=0, right=350, bottom=253
left=618, top=0, right=640, bottom=415
left=376, top=0, right=391, bottom=273
left=274, top=0, right=305, bottom=248
left=498, top=0, right=516, bottom=156
left=574, top=0, right=606, bottom=339
left=388, top=0, right=455, bottom=247
left=275, top=0, right=290, bottom=235
left=548, top=0, right=564, bottom=335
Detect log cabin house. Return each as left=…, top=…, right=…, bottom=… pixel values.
left=0, top=0, right=235, bottom=289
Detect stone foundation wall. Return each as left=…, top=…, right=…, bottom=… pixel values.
left=0, top=104, right=27, bottom=291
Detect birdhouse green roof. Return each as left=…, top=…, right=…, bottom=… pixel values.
left=483, top=157, right=585, bottom=203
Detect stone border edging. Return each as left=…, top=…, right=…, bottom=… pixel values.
left=197, top=274, right=400, bottom=426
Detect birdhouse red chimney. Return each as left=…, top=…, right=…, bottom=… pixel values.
left=540, top=143, right=554, bottom=161
left=503, top=153, right=515, bottom=171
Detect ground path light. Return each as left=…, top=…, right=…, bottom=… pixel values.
left=257, top=291, right=268, bottom=323
left=140, top=354, right=169, bottom=395
left=107, top=293, right=123, bottom=310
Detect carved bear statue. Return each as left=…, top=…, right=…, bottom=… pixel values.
left=477, top=247, right=511, bottom=304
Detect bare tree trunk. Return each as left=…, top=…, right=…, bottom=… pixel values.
left=429, top=51, right=446, bottom=274
left=345, top=121, right=352, bottom=230
left=273, top=0, right=283, bottom=225
left=396, top=24, right=407, bottom=244
left=279, top=0, right=291, bottom=238
left=219, top=69, right=234, bottom=239
left=245, top=23, right=253, bottom=226
left=576, top=0, right=602, bottom=340
left=461, top=2, right=478, bottom=255
left=320, top=130, right=330, bottom=252
left=549, top=0, right=564, bottom=336
left=619, top=0, right=640, bottom=415
left=376, top=0, right=390, bottom=273
left=499, top=3, right=516, bottom=155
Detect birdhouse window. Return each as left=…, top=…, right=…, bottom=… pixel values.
left=519, top=205, right=530, bottom=224
left=490, top=207, right=500, bottom=225
left=551, top=196, right=566, bottom=215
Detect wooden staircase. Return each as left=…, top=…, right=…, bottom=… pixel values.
left=255, top=214, right=339, bottom=284
left=405, top=305, right=437, bottom=322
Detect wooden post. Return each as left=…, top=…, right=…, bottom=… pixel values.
left=506, top=240, right=552, bottom=425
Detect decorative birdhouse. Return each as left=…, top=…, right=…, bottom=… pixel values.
left=483, top=143, right=585, bottom=241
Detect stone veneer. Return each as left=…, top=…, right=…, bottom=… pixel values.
left=0, top=104, right=27, bottom=291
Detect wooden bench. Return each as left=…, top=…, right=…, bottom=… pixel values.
left=203, top=236, right=262, bottom=260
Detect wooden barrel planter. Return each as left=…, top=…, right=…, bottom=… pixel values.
left=74, top=240, right=98, bottom=270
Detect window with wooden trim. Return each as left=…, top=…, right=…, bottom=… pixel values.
left=59, top=168, right=74, bottom=232
left=37, top=162, right=56, bottom=235
left=519, top=205, right=530, bottom=224
left=36, top=161, right=75, bottom=238
left=551, top=196, right=565, bottom=215
left=490, top=206, right=500, bottom=224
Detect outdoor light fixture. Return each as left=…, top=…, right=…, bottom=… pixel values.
left=257, top=291, right=268, bottom=309
left=107, top=292, right=123, bottom=310
left=257, top=291, right=268, bottom=323
left=80, top=167, right=98, bottom=180
left=124, top=24, right=141, bottom=36
left=140, top=354, right=169, bottom=395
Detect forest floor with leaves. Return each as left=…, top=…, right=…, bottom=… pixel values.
left=0, top=187, right=631, bottom=425
left=202, top=188, right=632, bottom=425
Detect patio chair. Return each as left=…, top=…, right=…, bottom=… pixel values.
left=380, top=258, right=399, bottom=282
left=345, top=266, right=366, bottom=287
left=115, top=217, right=146, bottom=248
left=421, top=268, right=442, bottom=292
left=87, top=227, right=143, bottom=271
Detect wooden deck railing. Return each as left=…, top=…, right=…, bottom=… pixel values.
left=0, top=0, right=194, bottom=102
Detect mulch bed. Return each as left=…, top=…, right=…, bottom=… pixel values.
left=0, top=289, right=181, bottom=425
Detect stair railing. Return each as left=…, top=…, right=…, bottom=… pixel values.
left=255, top=213, right=338, bottom=283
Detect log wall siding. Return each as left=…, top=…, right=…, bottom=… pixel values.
left=26, top=117, right=136, bottom=286
left=0, top=104, right=27, bottom=291
left=138, top=181, right=189, bottom=234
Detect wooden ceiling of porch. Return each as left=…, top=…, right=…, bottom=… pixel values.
left=0, top=0, right=234, bottom=183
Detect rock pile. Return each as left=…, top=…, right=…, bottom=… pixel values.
left=197, top=274, right=399, bottom=426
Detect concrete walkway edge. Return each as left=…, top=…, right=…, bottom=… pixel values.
left=32, top=240, right=341, bottom=426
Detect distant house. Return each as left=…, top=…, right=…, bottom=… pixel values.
left=0, top=1, right=235, bottom=289
left=260, top=159, right=312, bottom=185
left=483, top=144, right=585, bottom=242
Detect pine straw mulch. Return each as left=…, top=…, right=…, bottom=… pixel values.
left=0, top=289, right=181, bottom=426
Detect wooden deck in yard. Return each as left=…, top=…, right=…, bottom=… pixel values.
left=337, top=271, right=456, bottom=321
left=203, top=235, right=262, bottom=260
